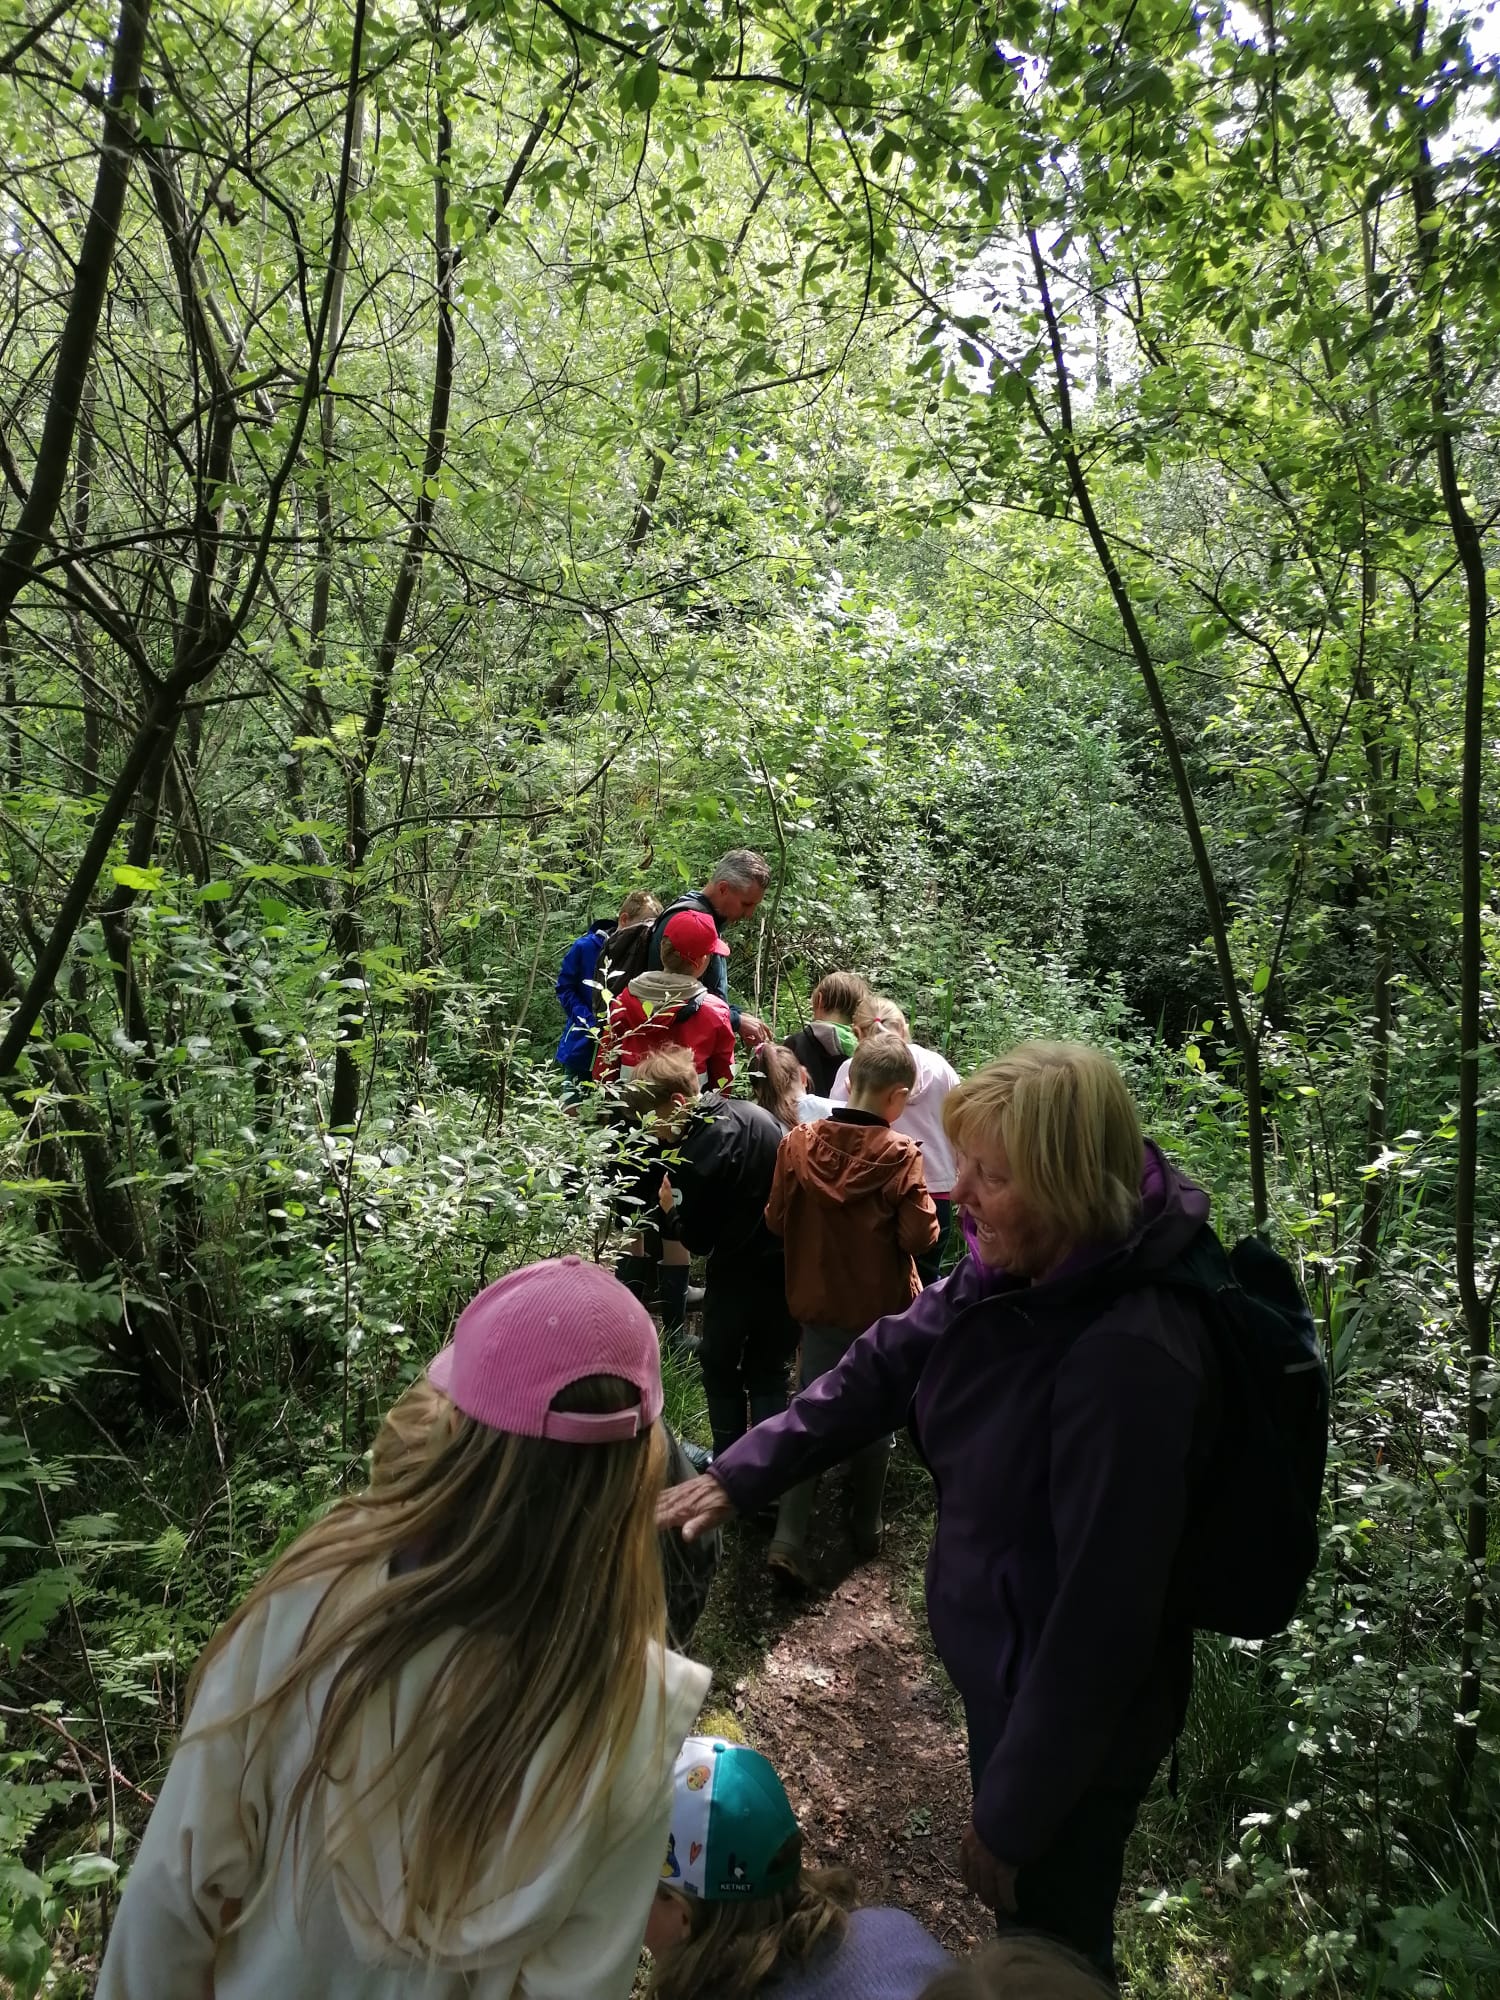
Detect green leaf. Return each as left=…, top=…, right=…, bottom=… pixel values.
left=110, top=864, right=164, bottom=893
left=1141, top=66, right=1175, bottom=110
left=0, top=1569, right=76, bottom=1659
left=635, top=57, right=660, bottom=111
left=1253, top=964, right=1271, bottom=994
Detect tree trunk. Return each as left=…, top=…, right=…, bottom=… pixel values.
left=1025, top=223, right=1269, bottom=1226
left=325, top=79, right=559, bottom=1129
left=1, top=620, right=17, bottom=789
left=329, top=98, right=455, bottom=1131
left=0, top=0, right=151, bottom=624
left=0, top=4, right=370, bottom=1081
left=292, top=90, right=366, bottom=868
left=1411, top=121, right=1494, bottom=1812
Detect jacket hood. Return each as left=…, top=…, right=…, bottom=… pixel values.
left=323, top=1573, right=708, bottom=1966
left=807, top=1019, right=858, bottom=1060
left=628, top=969, right=705, bottom=1012
left=960, top=1139, right=1209, bottom=1286
left=1130, top=1139, right=1212, bottom=1268
left=793, top=1116, right=927, bottom=1205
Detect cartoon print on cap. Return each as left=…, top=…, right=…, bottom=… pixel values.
left=667, top=1734, right=800, bottom=1904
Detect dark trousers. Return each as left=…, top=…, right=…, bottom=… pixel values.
left=916, top=1196, right=953, bottom=1287
left=965, top=1703, right=1153, bottom=1983
left=699, top=1271, right=799, bottom=1456
left=770, top=1324, right=892, bottom=1554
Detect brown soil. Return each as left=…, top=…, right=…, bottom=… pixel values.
left=699, top=1473, right=990, bottom=1958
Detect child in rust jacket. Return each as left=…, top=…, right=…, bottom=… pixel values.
left=762, top=1033, right=937, bottom=1586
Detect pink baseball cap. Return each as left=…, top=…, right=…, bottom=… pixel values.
left=427, top=1257, right=663, bottom=1444
left=664, top=908, right=730, bottom=959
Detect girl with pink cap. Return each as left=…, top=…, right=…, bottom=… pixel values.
left=98, top=1258, right=711, bottom=2000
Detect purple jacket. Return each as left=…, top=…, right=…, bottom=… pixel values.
left=712, top=1142, right=1217, bottom=1864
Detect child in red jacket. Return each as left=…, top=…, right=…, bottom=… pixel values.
left=596, top=908, right=736, bottom=1090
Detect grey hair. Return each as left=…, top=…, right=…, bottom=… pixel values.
left=710, top=848, right=772, bottom=892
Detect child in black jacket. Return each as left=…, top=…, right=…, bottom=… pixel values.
left=626, top=1046, right=798, bottom=1458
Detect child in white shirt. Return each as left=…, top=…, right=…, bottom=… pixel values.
left=99, top=1258, right=709, bottom=2000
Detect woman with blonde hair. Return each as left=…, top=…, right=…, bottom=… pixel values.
left=644, top=1737, right=949, bottom=1998
left=662, top=1042, right=1219, bottom=1984
left=100, top=1258, right=710, bottom=2000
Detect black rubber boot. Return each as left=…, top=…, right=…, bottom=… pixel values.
left=706, top=1390, right=746, bottom=1463
left=658, top=1264, right=700, bottom=1360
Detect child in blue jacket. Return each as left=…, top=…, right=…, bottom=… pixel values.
left=555, top=890, right=660, bottom=1079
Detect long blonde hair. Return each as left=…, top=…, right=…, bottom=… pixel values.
left=368, top=1373, right=446, bottom=1487
left=650, top=1859, right=856, bottom=2000
left=191, top=1373, right=667, bottom=1938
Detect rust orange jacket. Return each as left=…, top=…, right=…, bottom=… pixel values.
left=766, top=1109, right=938, bottom=1329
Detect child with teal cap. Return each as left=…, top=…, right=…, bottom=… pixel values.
left=644, top=1737, right=950, bottom=1999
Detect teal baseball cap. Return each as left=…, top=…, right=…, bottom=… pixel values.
left=659, top=1737, right=801, bottom=1901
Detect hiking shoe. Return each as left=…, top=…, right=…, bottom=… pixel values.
left=767, top=1542, right=813, bottom=1591
left=685, top=1283, right=706, bottom=1308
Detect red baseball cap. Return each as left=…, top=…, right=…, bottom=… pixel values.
left=427, top=1257, right=663, bottom=1443
left=664, top=908, right=730, bottom=959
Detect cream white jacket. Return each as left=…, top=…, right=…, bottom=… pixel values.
left=97, top=1569, right=710, bottom=2000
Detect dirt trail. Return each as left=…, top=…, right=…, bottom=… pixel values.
left=712, top=1514, right=990, bottom=1957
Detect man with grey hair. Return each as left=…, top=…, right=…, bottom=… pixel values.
left=646, top=847, right=773, bottom=1047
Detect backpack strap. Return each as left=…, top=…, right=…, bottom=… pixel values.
left=644, top=994, right=703, bottom=1030
left=657, top=894, right=706, bottom=932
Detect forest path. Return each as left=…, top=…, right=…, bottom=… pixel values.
left=694, top=1465, right=990, bottom=1957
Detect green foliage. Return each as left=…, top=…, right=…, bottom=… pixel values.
left=1, top=0, right=1497, bottom=1988
left=0, top=1732, right=112, bottom=2000
left=0, top=1240, right=122, bottom=1991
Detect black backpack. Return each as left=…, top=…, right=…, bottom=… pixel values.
left=595, top=898, right=701, bottom=1012
left=1160, top=1227, right=1330, bottom=1639
left=594, top=920, right=654, bottom=1009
